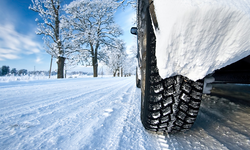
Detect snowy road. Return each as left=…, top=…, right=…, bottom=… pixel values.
left=0, top=77, right=250, bottom=150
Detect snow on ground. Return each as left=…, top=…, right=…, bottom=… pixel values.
left=0, top=77, right=250, bottom=150
left=163, top=84, right=250, bottom=150
left=0, top=74, right=112, bottom=82
left=0, top=75, right=57, bottom=82
left=154, top=0, right=250, bottom=81
left=0, top=77, right=159, bottom=150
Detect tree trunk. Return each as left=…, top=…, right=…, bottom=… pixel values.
left=57, top=56, right=65, bottom=78
left=65, top=64, right=67, bottom=78
left=93, top=61, right=98, bottom=77
left=49, top=56, right=53, bottom=78
left=54, top=4, right=64, bottom=79
left=91, top=47, right=98, bottom=77
left=91, top=43, right=99, bottom=77
left=91, top=54, right=98, bottom=77
left=121, top=67, right=123, bottom=77
left=117, top=68, right=120, bottom=77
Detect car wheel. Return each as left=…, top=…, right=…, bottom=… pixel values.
left=140, top=17, right=203, bottom=133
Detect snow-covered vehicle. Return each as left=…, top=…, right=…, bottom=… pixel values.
left=131, top=0, right=250, bottom=133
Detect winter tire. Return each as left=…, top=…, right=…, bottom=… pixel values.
left=140, top=8, right=203, bottom=133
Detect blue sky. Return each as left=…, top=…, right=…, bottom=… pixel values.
left=0, top=0, right=136, bottom=72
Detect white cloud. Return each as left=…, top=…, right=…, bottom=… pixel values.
left=0, top=52, right=20, bottom=60
left=0, top=23, right=42, bottom=61
left=35, top=56, right=42, bottom=63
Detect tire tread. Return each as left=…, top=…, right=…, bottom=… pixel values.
left=141, top=22, right=203, bottom=133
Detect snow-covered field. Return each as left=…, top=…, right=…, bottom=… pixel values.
left=0, top=77, right=250, bottom=150
left=0, top=75, right=57, bottom=82
left=0, top=74, right=102, bottom=82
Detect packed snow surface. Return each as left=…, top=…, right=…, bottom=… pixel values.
left=154, top=0, right=250, bottom=81
left=0, top=77, right=250, bottom=149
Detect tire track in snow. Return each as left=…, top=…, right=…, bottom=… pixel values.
left=66, top=79, right=135, bottom=150
left=0, top=78, right=120, bottom=121
left=0, top=81, right=123, bottom=140
left=115, top=85, right=161, bottom=150
left=9, top=79, right=124, bottom=124
left=154, top=94, right=250, bottom=150
left=80, top=84, right=135, bottom=150
left=194, top=95, right=250, bottom=150
left=156, top=134, right=170, bottom=150
left=81, top=80, right=161, bottom=150
left=0, top=78, right=133, bottom=149
left=158, top=127, right=229, bottom=150
left=22, top=78, right=134, bottom=149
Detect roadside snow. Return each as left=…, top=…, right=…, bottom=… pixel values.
left=0, top=74, right=111, bottom=83
left=154, top=0, right=250, bottom=81
left=0, top=77, right=250, bottom=149
left=0, top=77, right=159, bottom=149
left=0, top=75, right=57, bottom=82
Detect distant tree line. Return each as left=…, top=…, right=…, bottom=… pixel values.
left=0, top=66, right=28, bottom=76
left=0, top=65, right=57, bottom=76
left=0, top=65, right=97, bottom=77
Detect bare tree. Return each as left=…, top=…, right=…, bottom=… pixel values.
left=29, top=0, right=65, bottom=78
left=102, top=39, right=127, bottom=77
left=123, top=44, right=137, bottom=76
left=62, top=0, right=123, bottom=77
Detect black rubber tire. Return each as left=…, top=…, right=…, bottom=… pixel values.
left=140, top=14, right=203, bottom=133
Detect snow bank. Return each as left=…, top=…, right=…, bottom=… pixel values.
left=0, top=75, right=56, bottom=82
left=154, top=0, right=250, bottom=81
